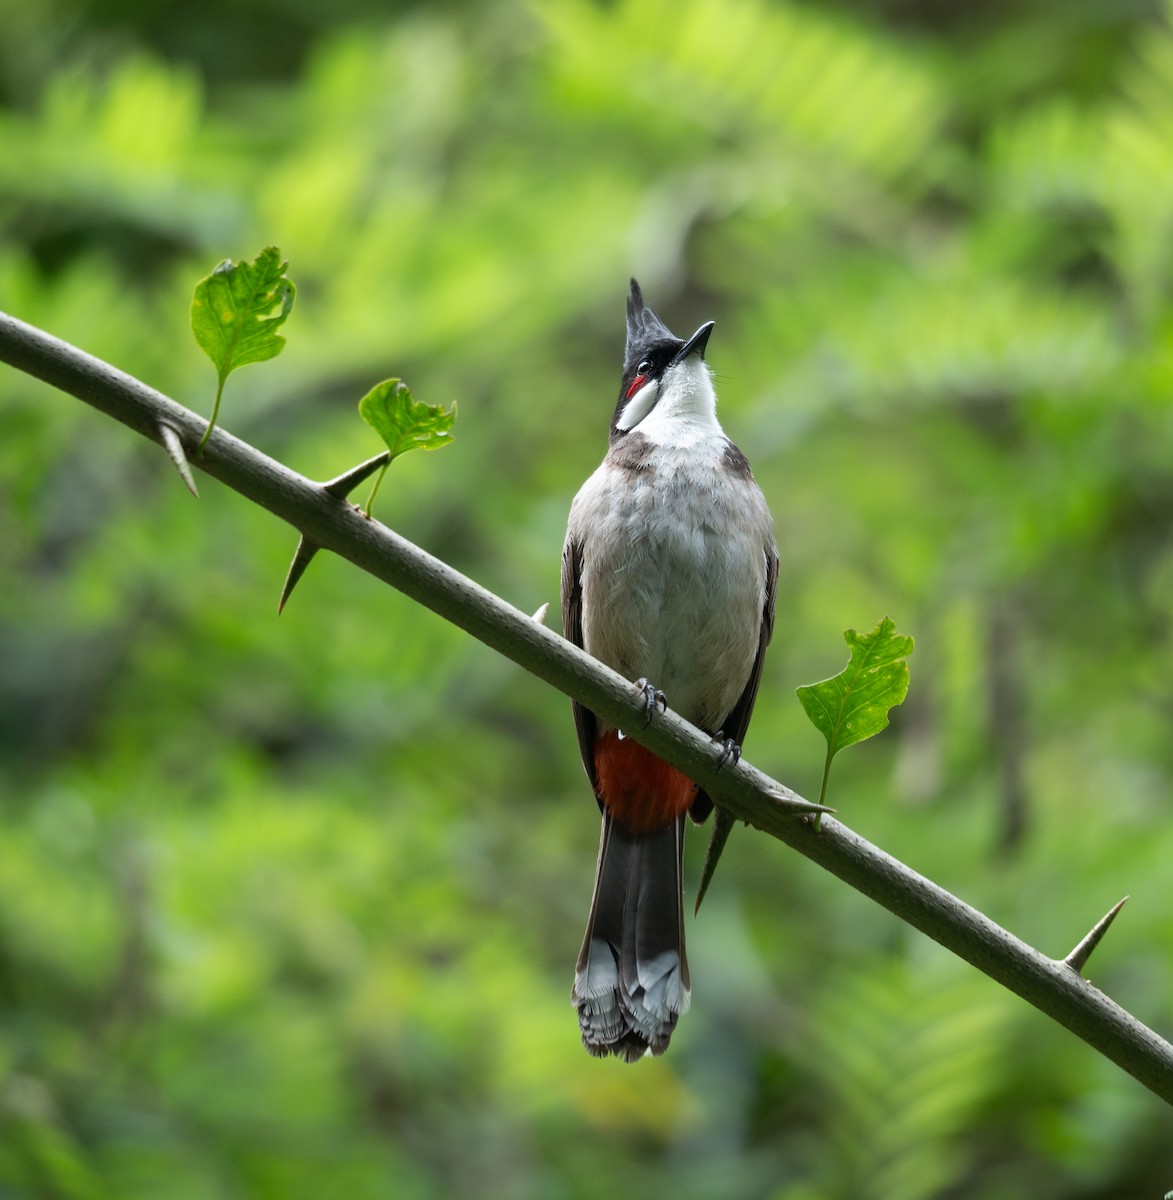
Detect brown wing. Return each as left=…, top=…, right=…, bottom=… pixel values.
left=689, top=545, right=779, bottom=823
left=561, top=534, right=602, bottom=807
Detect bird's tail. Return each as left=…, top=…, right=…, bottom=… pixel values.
left=572, top=812, right=690, bottom=1061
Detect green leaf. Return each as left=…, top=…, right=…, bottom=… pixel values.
left=191, top=246, right=296, bottom=381
left=797, top=617, right=914, bottom=808
left=357, top=379, right=455, bottom=515
left=190, top=246, right=296, bottom=452
left=358, top=378, right=456, bottom=459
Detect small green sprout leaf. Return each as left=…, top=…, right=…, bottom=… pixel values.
left=797, top=617, right=914, bottom=809
left=358, top=379, right=455, bottom=516
left=191, top=246, right=295, bottom=453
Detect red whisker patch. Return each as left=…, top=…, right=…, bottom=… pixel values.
left=625, top=373, right=647, bottom=398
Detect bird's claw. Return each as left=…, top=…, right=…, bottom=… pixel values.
left=634, top=678, right=667, bottom=725
left=713, top=732, right=741, bottom=771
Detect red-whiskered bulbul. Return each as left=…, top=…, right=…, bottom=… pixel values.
left=561, top=280, right=778, bottom=1060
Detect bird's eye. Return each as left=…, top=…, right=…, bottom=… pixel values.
left=637, top=359, right=651, bottom=374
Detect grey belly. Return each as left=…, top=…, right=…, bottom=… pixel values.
left=581, top=525, right=763, bottom=730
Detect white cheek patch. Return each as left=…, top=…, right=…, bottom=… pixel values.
left=615, top=379, right=660, bottom=430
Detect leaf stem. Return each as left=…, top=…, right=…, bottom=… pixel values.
left=815, top=743, right=834, bottom=830
left=197, top=373, right=227, bottom=457
left=364, top=461, right=390, bottom=517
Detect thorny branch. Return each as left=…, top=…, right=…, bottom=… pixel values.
left=2, top=309, right=1171, bottom=1105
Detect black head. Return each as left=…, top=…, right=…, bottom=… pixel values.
left=613, top=279, right=714, bottom=436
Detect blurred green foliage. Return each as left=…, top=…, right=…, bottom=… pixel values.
left=1, top=0, right=1172, bottom=1196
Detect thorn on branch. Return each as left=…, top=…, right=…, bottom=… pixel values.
left=279, top=453, right=393, bottom=612
left=1062, top=896, right=1129, bottom=976
left=696, top=806, right=735, bottom=913
left=532, top=602, right=549, bottom=625
left=158, top=422, right=198, bottom=497
left=324, top=452, right=391, bottom=500
left=766, top=789, right=834, bottom=819
left=279, top=534, right=320, bottom=614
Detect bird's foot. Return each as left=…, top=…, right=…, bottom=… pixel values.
left=712, top=732, right=742, bottom=771
left=634, top=678, right=668, bottom=726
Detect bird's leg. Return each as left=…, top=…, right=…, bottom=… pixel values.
left=634, top=678, right=668, bottom=726
left=712, top=732, right=741, bottom=771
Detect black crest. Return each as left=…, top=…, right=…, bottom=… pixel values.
left=624, top=279, right=682, bottom=374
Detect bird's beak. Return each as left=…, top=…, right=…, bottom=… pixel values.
left=673, top=321, right=715, bottom=365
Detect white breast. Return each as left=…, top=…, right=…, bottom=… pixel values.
left=568, top=420, right=774, bottom=732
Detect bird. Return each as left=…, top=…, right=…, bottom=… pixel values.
left=561, top=279, right=778, bottom=1060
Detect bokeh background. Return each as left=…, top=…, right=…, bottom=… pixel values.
left=2, top=0, right=1173, bottom=1196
